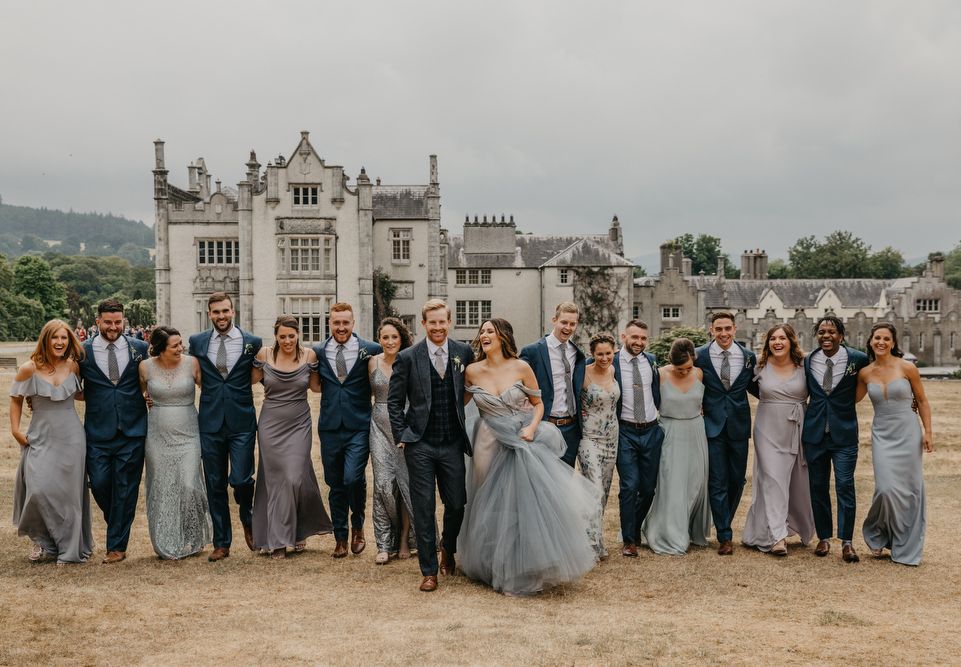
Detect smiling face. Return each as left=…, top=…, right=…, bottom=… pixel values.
left=96, top=310, right=124, bottom=343
left=767, top=328, right=790, bottom=360
left=47, top=327, right=70, bottom=359
left=710, top=316, right=736, bottom=350
left=621, top=324, right=649, bottom=357
left=329, top=309, right=354, bottom=344
left=160, top=334, right=184, bottom=363
left=275, top=325, right=299, bottom=355
left=551, top=310, right=578, bottom=344
left=378, top=324, right=401, bottom=356
left=422, top=307, right=451, bottom=346
left=591, top=342, right=615, bottom=370
left=816, top=321, right=843, bottom=357
left=208, top=299, right=235, bottom=334
left=478, top=321, right=500, bottom=356
left=870, top=327, right=895, bottom=358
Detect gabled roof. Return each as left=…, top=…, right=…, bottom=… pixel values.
left=167, top=184, right=201, bottom=203
left=372, top=185, right=429, bottom=219
left=540, top=238, right=635, bottom=268
left=448, top=234, right=627, bottom=269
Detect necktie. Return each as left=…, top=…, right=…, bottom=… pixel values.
left=822, top=358, right=835, bottom=394
left=434, top=347, right=446, bottom=379
left=720, top=350, right=731, bottom=390
left=216, top=334, right=229, bottom=378
left=631, top=356, right=646, bottom=422
left=560, top=342, right=575, bottom=416
left=336, top=344, right=348, bottom=381
left=106, top=343, right=120, bottom=384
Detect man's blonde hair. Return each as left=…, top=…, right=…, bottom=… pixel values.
left=554, top=301, right=579, bottom=318
left=421, top=299, right=451, bottom=321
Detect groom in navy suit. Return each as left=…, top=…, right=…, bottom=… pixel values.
left=313, top=302, right=382, bottom=558
left=518, top=301, right=586, bottom=467
left=388, top=299, right=474, bottom=592
left=188, top=292, right=262, bottom=562
left=803, top=316, right=869, bottom=563
left=695, top=311, right=757, bottom=556
left=79, top=298, right=149, bottom=564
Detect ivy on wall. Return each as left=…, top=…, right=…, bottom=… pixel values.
left=572, top=266, right=625, bottom=345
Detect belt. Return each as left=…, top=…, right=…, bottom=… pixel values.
left=619, top=419, right=659, bottom=431
left=547, top=415, right=575, bottom=426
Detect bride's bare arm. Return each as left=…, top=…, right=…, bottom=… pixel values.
left=519, top=362, right=543, bottom=441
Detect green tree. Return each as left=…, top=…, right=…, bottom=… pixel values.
left=13, top=255, right=67, bottom=320
left=767, top=258, right=789, bottom=279
left=787, top=231, right=883, bottom=278
left=633, top=265, right=647, bottom=278
left=117, top=242, right=151, bottom=266
left=673, top=233, right=736, bottom=276
left=942, top=244, right=961, bottom=289
left=648, top=326, right=710, bottom=366
left=865, top=246, right=907, bottom=279
left=372, top=267, right=399, bottom=331
left=125, top=298, right=156, bottom=327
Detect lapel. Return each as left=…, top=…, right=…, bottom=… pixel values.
left=119, top=336, right=141, bottom=382
left=194, top=330, right=213, bottom=359
left=83, top=340, right=110, bottom=384
left=733, top=342, right=754, bottom=383
left=414, top=339, right=432, bottom=401
left=319, top=335, right=339, bottom=381
left=698, top=344, right=722, bottom=385
left=537, top=337, right=554, bottom=394
left=805, top=352, right=826, bottom=398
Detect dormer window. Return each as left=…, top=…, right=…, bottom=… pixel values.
left=915, top=298, right=940, bottom=313
left=292, top=186, right=319, bottom=207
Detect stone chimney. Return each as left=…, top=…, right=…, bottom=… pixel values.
left=608, top=215, right=623, bottom=254
left=740, top=249, right=768, bottom=280
left=464, top=217, right=517, bottom=254
left=930, top=252, right=945, bottom=280
left=681, top=257, right=693, bottom=276
left=659, top=242, right=683, bottom=275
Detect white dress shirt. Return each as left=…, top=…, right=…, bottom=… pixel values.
left=426, top=338, right=449, bottom=374
left=618, top=350, right=657, bottom=423
left=325, top=335, right=360, bottom=377
left=709, top=340, right=744, bottom=383
left=207, top=326, right=243, bottom=374
left=809, top=347, right=849, bottom=388
left=93, top=334, right=129, bottom=379
left=546, top=333, right=577, bottom=417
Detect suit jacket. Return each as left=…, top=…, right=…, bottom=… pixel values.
left=518, top=336, right=586, bottom=419
left=694, top=341, right=756, bottom=441
left=313, top=334, right=382, bottom=431
left=802, top=345, right=869, bottom=447
left=611, top=350, right=661, bottom=418
left=78, top=336, right=149, bottom=441
left=387, top=338, right=474, bottom=454
left=188, top=328, right=263, bottom=435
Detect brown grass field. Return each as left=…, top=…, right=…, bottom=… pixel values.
left=0, top=343, right=959, bottom=666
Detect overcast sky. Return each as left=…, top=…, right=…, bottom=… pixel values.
left=2, top=1, right=958, bottom=265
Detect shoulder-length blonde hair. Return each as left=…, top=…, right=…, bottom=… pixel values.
left=31, top=319, right=85, bottom=369
left=757, top=323, right=804, bottom=368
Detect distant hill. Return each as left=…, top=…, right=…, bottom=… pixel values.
left=0, top=196, right=153, bottom=263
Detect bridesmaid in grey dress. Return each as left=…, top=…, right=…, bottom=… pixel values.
left=10, top=320, right=93, bottom=564
left=577, top=332, right=620, bottom=559
left=856, top=323, right=933, bottom=566
left=641, top=338, right=711, bottom=555
left=251, top=316, right=332, bottom=559
left=139, top=327, right=212, bottom=560
left=368, top=317, right=417, bottom=564
left=742, top=324, right=816, bottom=555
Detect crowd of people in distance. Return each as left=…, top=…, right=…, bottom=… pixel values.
left=9, top=293, right=934, bottom=595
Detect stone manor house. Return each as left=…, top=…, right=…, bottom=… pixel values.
left=153, top=131, right=961, bottom=364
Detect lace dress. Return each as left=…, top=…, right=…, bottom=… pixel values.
left=459, top=381, right=599, bottom=595
left=144, top=357, right=212, bottom=559
left=577, top=380, right=620, bottom=558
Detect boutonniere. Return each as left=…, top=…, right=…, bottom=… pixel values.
left=132, top=351, right=143, bottom=363
left=452, top=355, right=464, bottom=373
left=358, top=348, right=371, bottom=362
left=243, top=343, right=255, bottom=356
left=844, top=362, right=857, bottom=377
left=745, top=355, right=755, bottom=369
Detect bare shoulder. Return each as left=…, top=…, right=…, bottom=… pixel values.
left=255, top=347, right=269, bottom=362
left=305, top=347, right=318, bottom=363
left=902, top=358, right=921, bottom=380
left=15, top=360, right=37, bottom=382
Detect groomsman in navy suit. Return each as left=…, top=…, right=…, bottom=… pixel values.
left=695, top=312, right=757, bottom=556
left=79, top=298, right=149, bottom=564
left=188, top=292, right=262, bottom=562
left=803, top=316, right=869, bottom=563
left=313, top=302, right=382, bottom=558
left=612, top=320, right=662, bottom=557
left=519, top=302, right=586, bottom=466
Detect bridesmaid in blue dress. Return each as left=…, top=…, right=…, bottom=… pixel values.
left=856, top=322, right=933, bottom=566
left=9, top=320, right=93, bottom=565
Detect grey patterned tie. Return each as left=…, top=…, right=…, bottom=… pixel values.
left=336, top=344, right=348, bottom=381
left=216, top=334, right=229, bottom=378
left=720, top=349, right=731, bottom=390
left=560, top=342, right=575, bottom=416
left=434, top=347, right=446, bottom=379
left=822, top=357, right=835, bottom=394
left=106, top=343, right=120, bottom=384
left=632, top=356, right=646, bottom=423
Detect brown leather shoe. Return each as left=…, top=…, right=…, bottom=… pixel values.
left=332, top=539, right=349, bottom=558
left=351, top=528, right=366, bottom=555
left=815, top=539, right=831, bottom=557
left=102, top=550, right=126, bottom=564
left=717, top=540, right=734, bottom=556
left=439, top=548, right=456, bottom=576
left=622, top=543, right=638, bottom=558
left=208, top=547, right=230, bottom=562
left=842, top=543, right=860, bottom=563
left=243, top=523, right=255, bottom=551
left=419, top=575, right=438, bottom=592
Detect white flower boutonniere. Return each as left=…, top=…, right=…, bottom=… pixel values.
left=452, top=355, right=464, bottom=373
left=132, top=351, right=143, bottom=363
left=243, top=343, right=255, bottom=356
left=358, top=348, right=371, bottom=362
left=745, top=355, right=755, bottom=370
left=845, top=362, right=857, bottom=377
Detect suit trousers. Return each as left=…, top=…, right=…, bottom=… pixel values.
left=616, top=423, right=664, bottom=544
left=557, top=420, right=582, bottom=468
left=200, top=430, right=256, bottom=549
left=404, top=439, right=466, bottom=576
left=707, top=432, right=749, bottom=543
left=86, top=434, right=145, bottom=552
left=805, top=432, right=858, bottom=541
left=319, top=428, right=370, bottom=541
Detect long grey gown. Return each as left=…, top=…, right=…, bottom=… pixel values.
left=144, top=357, right=212, bottom=559
left=369, top=361, right=416, bottom=554
left=459, top=382, right=599, bottom=595
left=862, top=379, right=926, bottom=566
left=742, top=364, right=816, bottom=551
left=577, top=380, right=620, bottom=558
left=641, top=379, right=711, bottom=555
left=251, top=360, right=332, bottom=551
left=11, top=373, right=93, bottom=563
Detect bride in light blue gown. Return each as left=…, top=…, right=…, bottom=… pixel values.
left=458, top=318, right=599, bottom=596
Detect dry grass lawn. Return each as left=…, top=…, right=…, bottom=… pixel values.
left=0, top=343, right=959, bottom=665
